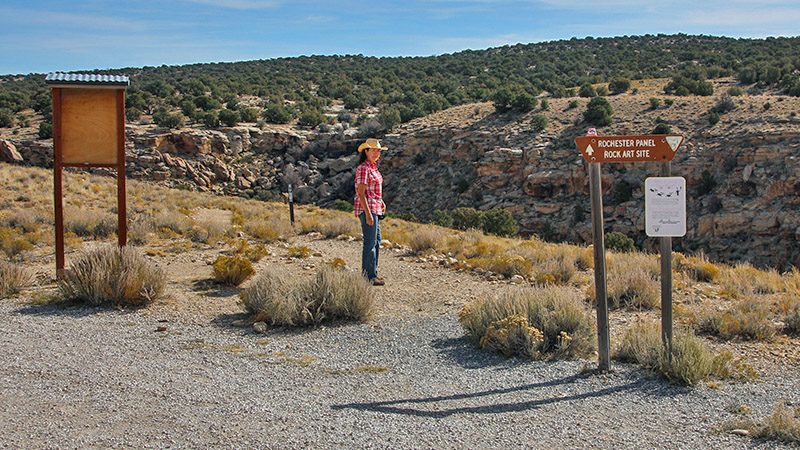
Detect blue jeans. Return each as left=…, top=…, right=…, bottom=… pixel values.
left=359, top=212, right=381, bottom=281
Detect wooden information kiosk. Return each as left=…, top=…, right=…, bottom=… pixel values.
left=45, top=73, right=130, bottom=278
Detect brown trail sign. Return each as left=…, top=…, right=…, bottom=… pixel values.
left=575, top=132, right=686, bottom=371
left=576, top=134, right=684, bottom=163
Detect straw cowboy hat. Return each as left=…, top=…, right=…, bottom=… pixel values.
left=357, top=138, right=388, bottom=153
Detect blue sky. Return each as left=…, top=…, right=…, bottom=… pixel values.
left=1, top=0, right=799, bottom=75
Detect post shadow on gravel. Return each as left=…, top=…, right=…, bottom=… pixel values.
left=16, top=302, right=141, bottom=318
left=332, top=372, right=678, bottom=418
left=191, top=279, right=242, bottom=298
left=431, top=336, right=532, bottom=370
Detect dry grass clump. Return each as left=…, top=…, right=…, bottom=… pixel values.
left=65, top=210, right=117, bottom=238
left=675, top=252, right=721, bottom=282
left=288, top=245, right=311, bottom=258
left=531, top=255, right=576, bottom=285
left=459, top=286, right=595, bottom=359
left=723, top=402, right=800, bottom=444
left=245, top=218, right=293, bottom=243
left=153, top=210, right=192, bottom=237
left=481, top=254, right=533, bottom=279
left=58, top=245, right=165, bottom=307
left=0, top=260, right=32, bottom=299
left=128, top=216, right=155, bottom=245
left=319, top=217, right=360, bottom=239
left=698, top=299, right=776, bottom=341
left=589, top=266, right=659, bottom=310
left=228, top=239, right=269, bottom=262
left=784, top=301, right=800, bottom=336
left=241, top=266, right=373, bottom=326
left=212, top=255, right=255, bottom=286
left=409, top=227, right=444, bottom=254
left=615, top=321, right=758, bottom=386
left=0, top=226, right=34, bottom=258
left=2, top=209, right=49, bottom=233
left=720, top=263, right=783, bottom=298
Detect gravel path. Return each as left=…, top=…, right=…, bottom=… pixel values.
left=1, top=235, right=798, bottom=449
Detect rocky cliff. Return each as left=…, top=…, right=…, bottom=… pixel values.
left=4, top=83, right=799, bottom=269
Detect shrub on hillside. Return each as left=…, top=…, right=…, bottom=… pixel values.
left=450, top=207, right=485, bottom=231
left=609, top=77, right=631, bottom=94
left=332, top=199, right=353, bottom=212
left=152, top=110, right=183, bottom=129
left=298, top=108, right=326, bottom=128
left=711, top=94, right=736, bottom=114
left=38, top=122, right=53, bottom=139
left=583, top=97, right=613, bottom=126
left=241, top=266, right=373, bottom=326
left=218, top=108, right=240, bottom=127
left=649, top=97, right=661, bottom=109
left=262, top=104, right=292, bottom=124
left=431, top=210, right=454, bottom=228
left=0, top=261, right=31, bottom=299
left=459, top=286, right=595, bottom=359
left=605, top=231, right=635, bottom=252
left=530, top=114, right=548, bottom=132
left=785, top=301, right=800, bottom=336
left=212, top=255, right=255, bottom=286
left=653, top=123, right=672, bottom=134
left=58, top=245, right=165, bottom=306
left=578, top=83, right=597, bottom=98
left=319, top=218, right=359, bottom=239
left=0, top=108, right=15, bottom=128
left=483, top=208, right=519, bottom=237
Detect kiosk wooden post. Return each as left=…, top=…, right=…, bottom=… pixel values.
left=46, top=73, right=130, bottom=278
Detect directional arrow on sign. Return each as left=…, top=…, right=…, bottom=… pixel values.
left=575, top=134, right=686, bottom=163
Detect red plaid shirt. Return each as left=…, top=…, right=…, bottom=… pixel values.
left=354, top=160, right=383, bottom=217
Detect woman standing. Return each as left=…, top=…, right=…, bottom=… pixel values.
left=354, top=138, right=387, bottom=286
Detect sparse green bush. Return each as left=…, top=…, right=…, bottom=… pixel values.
left=567, top=100, right=579, bottom=109
left=212, top=255, right=255, bottom=286
left=332, top=199, right=353, bottom=212
left=218, top=108, right=240, bottom=127
left=58, top=245, right=166, bottom=306
left=578, top=83, right=597, bottom=98
left=459, top=286, right=595, bottom=359
left=152, top=110, right=183, bottom=129
left=38, top=122, right=52, bottom=139
left=649, top=97, right=661, bottom=109
left=298, top=108, right=326, bottom=128
left=450, top=207, right=485, bottom=231
left=653, top=123, right=672, bottom=134
left=727, top=86, right=744, bottom=96
left=241, top=266, right=373, bottom=326
left=431, top=210, right=454, bottom=228
left=0, top=261, right=31, bottom=299
left=605, top=231, right=635, bottom=252
left=483, top=208, right=519, bottom=237
left=711, top=94, right=736, bottom=114
left=531, top=114, right=548, bottom=132
left=262, top=103, right=292, bottom=124
left=583, top=97, right=613, bottom=126
left=0, top=108, right=15, bottom=127
left=708, top=111, right=721, bottom=125
left=609, top=77, right=631, bottom=94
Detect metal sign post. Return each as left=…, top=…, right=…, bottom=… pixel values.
left=576, top=133, right=685, bottom=370
left=288, top=184, right=295, bottom=225
left=589, top=161, right=610, bottom=371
